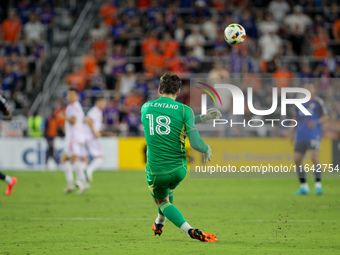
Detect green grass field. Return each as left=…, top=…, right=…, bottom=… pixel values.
left=0, top=171, right=339, bottom=255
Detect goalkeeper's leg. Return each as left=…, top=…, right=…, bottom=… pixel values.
left=154, top=197, right=216, bottom=242
left=153, top=190, right=173, bottom=235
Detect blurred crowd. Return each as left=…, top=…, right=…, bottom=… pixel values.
left=0, top=0, right=58, bottom=111
left=21, top=0, right=340, bottom=137
left=0, top=0, right=81, bottom=117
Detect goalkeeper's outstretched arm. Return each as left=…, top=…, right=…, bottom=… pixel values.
left=184, top=106, right=208, bottom=153
left=185, top=106, right=213, bottom=163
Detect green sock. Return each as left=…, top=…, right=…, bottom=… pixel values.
left=158, top=207, right=164, bottom=216
left=169, top=190, right=174, bottom=203
left=157, top=191, right=174, bottom=216
left=159, top=202, right=186, bottom=228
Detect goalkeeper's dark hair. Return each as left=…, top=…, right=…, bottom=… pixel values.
left=159, top=73, right=182, bottom=95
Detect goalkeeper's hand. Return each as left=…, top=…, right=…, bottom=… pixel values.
left=200, top=108, right=222, bottom=122
left=203, top=145, right=213, bottom=163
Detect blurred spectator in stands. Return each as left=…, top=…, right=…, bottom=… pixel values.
left=165, top=3, right=177, bottom=28
left=258, top=28, right=282, bottom=72
left=160, top=32, right=179, bottom=60
left=327, top=4, right=339, bottom=23
left=312, top=14, right=326, bottom=31
left=89, top=67, right=106, bottom=104
left=143, top=47, right=165, bottom=76
left=174, top=17, right=185, bottom=44
left=54, top=99, right=65, bottom=136
left=284, top=5, right=312, bottom=35
left=17, top=0, right=36, bottom=25
left=108, top=44, right=127, bottom=75
left=314, top=63, right=331, bottom=94
left=135, top=75, right=149, bottom=100
left=1, top=63, right=21, bottom=92
left=28, top=40, right=45, bottom=82
left=8, top=52, right=27, bottom=91
left=100, top=0, right=118, bottom=26
left=123, top=0, right=138, bottom=19
left=191, top=0, right=210, bottom=23
left=202, top=15, right=218, bottom=42
left=117, top=64, right=137, bottom=97
left=151, top=12, right=166, bottom=36
left=24, top=13, right=44, bottom=47
left=142, top=29, right=159, bottom=57
left=90, top=21, right=108, bottom=43
left=213, top=28, right=228, bottom=56
left=240, top=10, right=257, bottom=39
left=229, top=46, right=250, bottom=74
left=11, top=91, right=26, bottom=110
left=209, top=61, right=229, bottom=79
left=125, top=90, right=143, bottom=112
left=185, top=26, right=205, bottom=60
left=44, top=109, right=58, bottom=168
left=268, top=0, right=290, bottom=24
left=28, top=110, right=44, bottom=137
left=184, top=49, right=201, bottom=73
left=273, top=62, right=293, bottom=88
left=299, top=64, right=314, bottom=84
left=287, top=24, right=304, bottom=56
left=4, top=42, right=21, bottom=56
left=111, top=16, right=128, bottom=45
left=126, top=16, right=143, bottom=40
left=0, top=56, right=5, bottom=73
left=258, top=13, right=278, bottom=35
left=145, top=0, right=161, bottom=23
left=332, top=15, right=340, bottom=55
left=65, top=66, right=87, bottom=91
left=137, top=0, right=150, bottom=9
left=103, top=98, right=119, bottom=131
left=1, top=11, right=21, bottom=43
left=82, top=49, right=98, bottom=77
left=92, top=36, right=108, bottom=72
left=168, top=50, right=186, bottom=74
left=126, top=110, right=141, bottom=136
left=39, top=3, right=56, bottom=46
left=333, top=64, right=340, bottom=78
left=323, top=51, right=337, bottom=76
left=312, top=26, right=329, bottom=58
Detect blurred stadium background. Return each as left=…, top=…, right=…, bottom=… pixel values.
left=1, top=0, right=340, bottom=169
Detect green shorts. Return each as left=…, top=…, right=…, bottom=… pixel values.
left=146, top=167, right=187, bottom=199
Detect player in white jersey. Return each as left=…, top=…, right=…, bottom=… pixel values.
left=60, top=88, right=88, bottom=194
left=83, top=97, right=107, bottom=182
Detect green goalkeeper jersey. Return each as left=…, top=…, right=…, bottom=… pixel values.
left=141, top=96, right=208, bottom=175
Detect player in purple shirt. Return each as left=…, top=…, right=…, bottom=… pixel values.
left=290, top=83, right=329, bottom=195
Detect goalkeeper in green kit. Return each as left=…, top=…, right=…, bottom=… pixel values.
left=141, top=73, right=221, bottom=242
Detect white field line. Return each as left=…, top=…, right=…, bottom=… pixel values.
left=27, top=217, right=337, bottom=223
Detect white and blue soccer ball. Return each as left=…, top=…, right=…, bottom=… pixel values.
left=224, top=24, right=246, bottom=45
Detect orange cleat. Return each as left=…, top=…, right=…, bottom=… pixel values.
left=189, top=229, right=217, bottom=242
left=152, top=223, right=164, bottom=236
left=5, top=177, right=17, bottom=196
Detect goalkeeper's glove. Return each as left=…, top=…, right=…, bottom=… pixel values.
left=200, top=108, right=222, bottom=122
left=203, top=145, right=213, bottom=163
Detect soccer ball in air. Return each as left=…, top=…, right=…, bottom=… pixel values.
left=224, top=24, right=246, bottom=45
